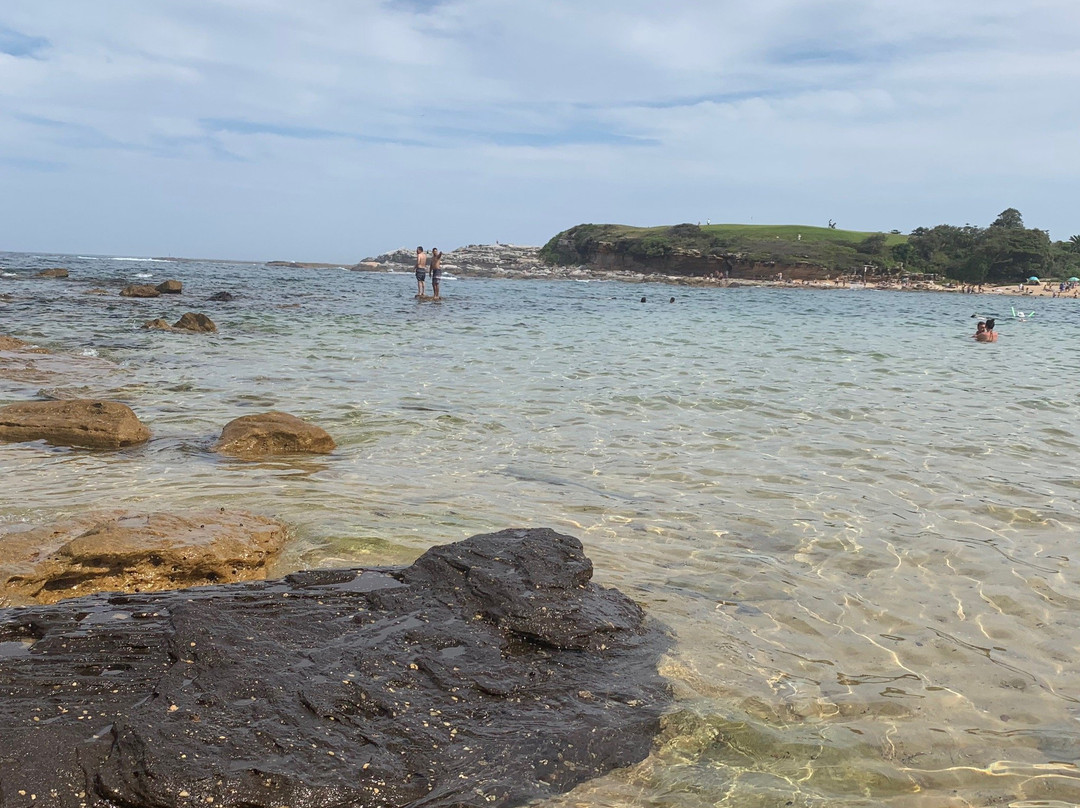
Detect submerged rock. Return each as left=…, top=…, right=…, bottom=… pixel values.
left=0, top=528, right=671, bottom=807
left=214, top=410, right=335, bottom=457
left=35, top=267, right=69, bottom=278
left=0, top=335, right=47, bottom=353
left=207, top=290, right=236, bottom=301
left=0, top=510, right=289, bottom=607
left=0, top=399, right=150, bottom=449
left=119, top=284, right=161, bottom=298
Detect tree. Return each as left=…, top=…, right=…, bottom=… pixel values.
left=1070, top=234, right=1080, bottom=253
left=990, top=208, right=1025, bottom=229
left=858, top=233, right=888, bottom=256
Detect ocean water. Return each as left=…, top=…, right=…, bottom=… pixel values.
left=3, top=251, right=1080, bottom=806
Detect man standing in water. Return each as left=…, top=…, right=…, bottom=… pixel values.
left=415, top=246, right=427, bottom=297
left=430, top=248, right=443, bottom=300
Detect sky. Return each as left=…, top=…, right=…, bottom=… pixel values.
left=1, top=1, right=1078, bottom=262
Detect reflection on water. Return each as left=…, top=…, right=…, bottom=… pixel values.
left=5, top=251, right=1080, bottom=805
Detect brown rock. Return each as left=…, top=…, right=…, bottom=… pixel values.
left=174, top=312, right=216, bottom=332
left=0, top=399, right=150, bottom=449
left=142, top=318, right=173, bottom=330
left=36, top=267, right=69, bottom=278
left=214, top=411, right=336, bottom=457
left=120, top=284, right=161, bottom=298
left=84, top=287, right=109, bottom=295
left=156, top=279, right=182, bottom=293
left=0, top=509, right=289, bottom=606
left=0, top=335, right=47, bottom=353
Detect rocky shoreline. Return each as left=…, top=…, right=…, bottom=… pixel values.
left=353, top=244, right=1062, bottom=297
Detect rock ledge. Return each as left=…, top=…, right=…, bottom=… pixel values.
left=0, top=528, right=671, bottom=807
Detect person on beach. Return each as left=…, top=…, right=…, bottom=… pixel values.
left=430, top=248, right=443, bottom=300
left=415, top=246, right=428, bottom=297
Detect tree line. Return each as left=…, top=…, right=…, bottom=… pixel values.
left=891, top=209, right=1080, bottom=283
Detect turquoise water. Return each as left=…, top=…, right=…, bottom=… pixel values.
left=4, top=252, right=1080, bottom=805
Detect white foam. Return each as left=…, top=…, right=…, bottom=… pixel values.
left=135, top=272, right=153, bottom=279
left=1, top=272, right=16, bottom=277
left=79, top=348, right=99, bottom=357
left=112, top=257, right=171, bottom=263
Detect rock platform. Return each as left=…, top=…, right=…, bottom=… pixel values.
left=0, top=528, right=671, bottom=807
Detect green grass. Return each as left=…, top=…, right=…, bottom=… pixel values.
left=700, top=223, right=907, bottom=246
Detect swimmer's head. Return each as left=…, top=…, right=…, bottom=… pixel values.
left=986, top=318, right=995, bottom=331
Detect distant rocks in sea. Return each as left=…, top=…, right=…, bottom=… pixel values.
left=0, top=509, right=289, bottom=607
left=120, top=283, right=161, bottom=298
left=0, top=528, right=671, bottom=805
left=35, top=267, right=69, bottom=278
left=214, top=411, right=336, bottom=457
left=207, top=290, right=237, bottom=301
left=355, top=243, right=559, bottom=278
left=144, top=312, right=217, bottom=333
left=0, top=399, right=150, bottom=450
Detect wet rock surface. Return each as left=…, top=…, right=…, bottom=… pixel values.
left=214, top=410, right=335, bottom=457
left=35, top=267, right=69, bottom=278
left=155, top=279, right=182, bottom=293
left=0, top=510, right=289, bottom=607
left=0, top=399, right=150, bottom=449
left=0, top=528, right=671, bottom=807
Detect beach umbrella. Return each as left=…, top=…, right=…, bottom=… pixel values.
left=1069, top=277, right=1079, bottom=282
left=1027, top=276, right=1040, bottom=282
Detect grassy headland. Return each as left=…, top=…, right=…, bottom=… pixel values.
left=540, top=222, right=905, bottom=276
left=541, top=212, right=1080, bottom=284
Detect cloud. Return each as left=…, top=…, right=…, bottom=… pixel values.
left=0, top=0, right=1078, bottom=258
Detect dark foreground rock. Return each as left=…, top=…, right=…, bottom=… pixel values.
left=214, top=410, right=335, bottom=456
left=0, top=399, right=150, bottom=449
left=0, top=510, right=289, bottom=607
left=0, top=528, right=671, bottom=807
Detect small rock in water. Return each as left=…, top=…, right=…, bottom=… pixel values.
left=173, top=312, right=216, bottom=332
left=213, top=411, right=335, bottom=457
left=120, top=284, right=161, bottom=298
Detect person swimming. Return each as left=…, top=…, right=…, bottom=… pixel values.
left=974, top=318, right=997, bottom=342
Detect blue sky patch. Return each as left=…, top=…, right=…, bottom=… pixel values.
left=0, top=26, right=49, bottom=58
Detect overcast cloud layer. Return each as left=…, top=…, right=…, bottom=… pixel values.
left=1, top=0, right=1078, bottom=261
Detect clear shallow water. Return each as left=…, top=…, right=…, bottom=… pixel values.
left=4, top=251, right=1080, bottom=806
